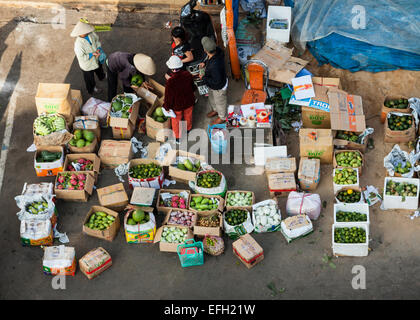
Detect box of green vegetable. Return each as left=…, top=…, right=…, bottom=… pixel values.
left=109, top=93, right=140, bottom=129
left=384, top=112, right=416, bottom=144
left=332, top=223, right=369, bottom=257
left=333, top=168, right=359, bottom=194
left=34, top=146, right=64, bottom=177
left=83, top=206, right=120, bottom=241
left=224, top=190, right=255, bottom=211
left=223, top=209, right=254, bottom=240
left=382, top=177, right=419, bottom=210
left=128, top=159, right=164, bottom=189
left=333, top=203, right=369, bottom=225
left=189, top=194, right=224, bottom=216
left=381, top=96, right=410, bottom=123
left=189, top=170, right=227, bottom=197
left=153, top=225, right=194, bottom=253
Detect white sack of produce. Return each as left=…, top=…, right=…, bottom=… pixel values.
left=223, top=209, right=254, bottom=239
left=286, top=191, right=322, bottom=220
left=15, top=194, right=56, bottom=221
left=384, top=144, right=420, bottom=178
left=280, top=214, right=313, bottom=243
left=252, top=199, right=281, bottom=233
left=81, top=97, right=111, bottom=127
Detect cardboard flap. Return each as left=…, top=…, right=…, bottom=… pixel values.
left=328, top=90, right=366, bottom=132
left=153, top=226, right=163, bottom=243
left=97, top=183, right=128, bottom=206
left=99, top=140, right=132, bottom=158
left=147, top=142, right=162, bottom=161
left=84, top=173, right=95, bottom=195
left=162, top=149, right=177, bottom=166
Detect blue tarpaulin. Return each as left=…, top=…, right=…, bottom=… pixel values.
left=284, top=0, right=420, bottom=72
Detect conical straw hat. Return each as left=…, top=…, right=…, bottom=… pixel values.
left=133, top=53, right=156, bottom=75
left=71, top=21, right=95, bottom=37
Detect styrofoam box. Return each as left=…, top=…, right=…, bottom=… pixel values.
left=333, top=203, right=369, bottom=225
left=382, top=177, right=420, bottom=210
left=332, top=168, right=359, bottom=194
left=266, top=6, right=292, bottom=43
left=332, top=222, right=369, bottom=257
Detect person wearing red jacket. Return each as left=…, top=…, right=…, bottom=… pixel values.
left=163, top=56, right=196, bottom=142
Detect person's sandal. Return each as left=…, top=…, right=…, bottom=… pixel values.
left=207, top=111, right=218, bottom=118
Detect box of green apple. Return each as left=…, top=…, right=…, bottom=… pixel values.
left=225, top=190, right=255, bottom=211
left=189, top=194, right=224, bottom=215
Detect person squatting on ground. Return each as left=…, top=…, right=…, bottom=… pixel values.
left=106, top=52, right=156, bottom=102
left=71, top=21, right=106, bottom=95
left=163, top=56, right=196, bottom=142
left=200, top=36, right=228, bottom=125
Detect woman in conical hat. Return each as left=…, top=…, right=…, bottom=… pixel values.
left=71, top=21, right=107, bottom=95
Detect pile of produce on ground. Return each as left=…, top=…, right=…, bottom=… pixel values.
left=196, top=214, right=220, bottom=227
left=253, top=202, right=281, bottom=230
left=69, top=129, right=95, bottom=148
left=335, top=151, right=362, bottom=168
left=336, top=211, right=367, bottom=222
left=159, top=193, right=188, bottom=209
left=333, top=168, right=358, bottom=185
left=161, top=226, right=188, bottom=243
left=85, top=211, right=116, bottom=231
left=176, top=158, right=201, bottom=172
left=56, top=173, right=87, bottom=190
left=111, top=94, right=135, bottom=119
left=224, top=209, right=248, bottom=226
left=131, top=74, right=144, bottom=87
left=384, top=98, right=409, bottom=109
left=336, top=189, right=362, bottom=203
left=334, top=227, right=366, bottom=243
left=66, top=158, right=94, bottom=171
left=167, top=210, right=196, bottom=227
left=129, top=163, right=162, bottom=179
left=151, top=106, right=168, bottom=123
left=126, top=208, right=150, bottom=225
left=197, top=172, right=222, bottom=188
left=34, top=114, right=66, bottom=136
left=36, top=151, right=62, bottom=163
left=336, top=131, right=359, bottom=142
left=190, top=196, right=219, bottom=211
left=388, top=114, right=413, bottom=131
left=26, top=200, right=49, bottom=215
left=385, top=180, right=417, bottom=197
left=226, top=192, right=253, bottom=207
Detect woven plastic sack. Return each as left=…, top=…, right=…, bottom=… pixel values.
left=286, top=191, right=321, bottom=220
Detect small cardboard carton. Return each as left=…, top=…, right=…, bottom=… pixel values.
left=146, top=103, right=172, bottom=142
left=153, top=225, right=194, bottom=253
left=128, top=158, right=164, bottom=189
left=98, top=140, right=133, bottom=169
left=97, top=183, right=129, bottom=212
left=162, top=150, right=206, bottom=183
left=79, top=247, right=112, bottom=280
left=35, top=83, right=72, bottom=118
left=224, top=191, right=255, bottom=212
left=333, top=150, right=364, bottom=176
left=108, top=96, right=140, bottom=129
left=299, top=128, right=333, bottom=164
left=130, top=187, right=156, bottom=207
left=111, top=120, right=135, bottom=140
left=42, top=246, right=76, bottom=276
left=123, top=205, right=156, bottom=243
left=232, top=234, right=264, bottom=269
left=157, top=189, right=191, bottom=214
left=34, top=146, right=64, bottom=177
left=298, top=157, right=321, bottom=191
left=54, top=171, right=95, bottom=202
left=73, top=115, right=101, bottom=142
left=384, top=113, right=416, bottom=144
left=82, top=206, right=120, bottom=241
left=70, top=89, right=83, bottom=116
left=63, top=153, right=100, bottom=182
left=189, top=194, right=225, bottom=216
left=333, top=130, right=368, bottom=153
left=381, top=96, right=410, bottom=123
left=194, top=212, right=223, bottom=237
left=132, top=78, right=165, bottom=108
left=68, top=129, right=98, bottom=153
left=265, top=157, right=296, bottom=174
left=163, top=208, right=197, bottom=228
left=267, top=172, right=297, bottom=197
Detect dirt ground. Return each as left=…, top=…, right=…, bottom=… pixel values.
left=0, top=6, right=420, bottom=300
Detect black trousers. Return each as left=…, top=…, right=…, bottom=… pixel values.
left=106, top=64, right=134, bottom=102
left=82, top=64, right=105, bottom=94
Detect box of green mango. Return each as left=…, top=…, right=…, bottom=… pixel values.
left=333, top=150, right=364, bottom=175
left=189, top=194, right=224, bottom=216
left=163, top=150, right=206, bottom=183
left=83, top=206, right=120, bottom=241
left=225, top=191, right=255, bottom=211
left=108, top=93, right=140, bottom=129
left=333, top=168, right=359, bottom=194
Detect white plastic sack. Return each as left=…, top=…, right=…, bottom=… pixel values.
left=189, top=171, right=227, bottom=196
left=384, top=144, right=420, bottom=178
left=223, top=209, right=254, bottom=239
left=15, top=194, right=55, bottom=221
left=286, top=191, right=321, bottom=220
left=81, top=97, right=111, bottom=127
left=251, top=199, right=281, bottom=233
left=20, top=219, right=52, bottom=242
left=280, top=214, right=313, bottom=243
left=109, top=93, right=141, bottom=118
left=21, top=182, right=54, bottom=196
left=43, top=245, right=75, bottom=269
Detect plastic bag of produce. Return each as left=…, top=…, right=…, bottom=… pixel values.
left=81, top=97, right=111, bottom=128
left=20, top=219, right=53, bottom=246
left=124, top=205, right=156, bottom=243
left=223, top=209, right=254, bottom=239
left=21, top=182, right=54, bottom=196
left=252, top=199, right=281, bottom=233
left=189, top=170, right=227, bottom=197
left=42, top=245, right=76, bottom=276
left=15, top=194, right=56, bottom=222
left=363, top=185, right=383, bottom=206
left=286, top=192, right=322, bottom=220
left=203, top=235, right=224, bottom=256
left=280, top=214, right=313, bottom=243
left=384, top=144, right=420, bottom=178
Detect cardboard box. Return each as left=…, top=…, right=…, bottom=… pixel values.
left=54, top=171, right=95, bottom=202
left=299, top=128, right=333, bottom=164
left=153, top=225, right=194, bottom=253
left=108, top=96, right=140, bottom=128
left=265, top=157, right=296, bottom=174
left=83, top=206, right=120, bottom=241
left=128, top=158, right=164, bottom=189
left=132, top=78, right=165, bottom=108
left=98, top=140, right=133, bottom=169
left=33, top=114, right=73, bottom=147
left=328, top=89, right=366, bottom=132
left=162, top=150, right=206, bottom=183
left=123, top=205, right=156, bottom=243
left=301, top=106, right=330, bottom=129
left=111, top=121, right=135, bottom=140
left=332, top=223, right=369, bottom=257
left=73, top=115, right=101, bottom=142
left=163, top=208, right=197, bottom=228
left=157, top=189, right=191, bottom=214
left=146, top=103, right=172, bottom=142
left=97, top=183, right=129, bottom=212
left=63, top=153, right=100, bottom=182
left=333, top=150, right=364, bottom=176
left=35, top=83, right=72, bottom=117
left=79, top=247, right=112, bottom=280
left=333, top=130, right=368, bottom=153
left=194, top=212, right=223, bottom=237
left=70, top=89, right=82, bottom=116
left=34, top=146, right=64, bottom=177
left=232, top=234, right=264, bottom=269
left=267, top=172, right=297, bottom=197
left=224, top=191, right=255, bottom=212
left=146, top=142, right=161, bottom=160
left=42, top=246, right=76, bottom=276
left=381, top=96, right=410, bottom=123
left=68, top=129, right=98, bottom=153
left=384, top=113, right=416, bottom=143
left=190, top=194, right=225, bottom=216
left=130, top=187, right=156, bottom=207
left=298, top=157, right=320, bottom=191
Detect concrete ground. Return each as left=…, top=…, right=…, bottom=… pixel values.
left=1, top=6, right=420, bottom=300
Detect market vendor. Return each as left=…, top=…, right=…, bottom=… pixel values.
left=163, top=56, right=196, bottom=143
left=199, top=37, right=228, bottom=125
left=165, top=26, right=194, bottom=80
left=106, top=51, right=156, bottom=102
left=71, top=21, right=106, bottom=95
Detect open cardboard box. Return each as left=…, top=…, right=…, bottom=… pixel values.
left=163, top=208, right=197, bottom=228
left=68, top=129, right=98, bottom=153
left=153, top=225, right=194, bottom=253
left=35, top=83, right=72, bottom=118
left=34, top=146, right=64, bottom=177
left=162, top=150, right=206, bottom=183
left=123, top=205, right=156, bottom=243
left=98, top=140, right=133, bottom=169
left=145, top=103, right=172, bottom=142
left=108, top=95, right=140, bottom=129
left=132, top=78, right=165, bottom=108
left=82, top=205, right=120, bottom=241
left=189, top=194, right=225, bottom=216
left=63, top=153, right=100, bottom=182
left=333, top=150, right=364, bottom=176
left=384, top=112, right=416, bottom=143
left=54, top=171, right=95, bottom=202
left=128, top=158, right=164, bottom=189
left=157, top=189, right=191, bottom=214
left=381, top=96, right=410, bottom=123
left=97, top=183, right=129, bottom=212
left=193, top=212, right=223, bottom=237
left=73, top=115, right=101, bottom=142
left=333, top=130, right=368, bottom=153
left=111, top=121, right=135, bottom=140
left=224, top=190, right=255, bottom=212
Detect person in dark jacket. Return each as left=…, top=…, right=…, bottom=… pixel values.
left=106, top=52, right=156, bottom=102
left=163, top=56, right=196, bottom=142
left=199, top=37, right=228, bottom=125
